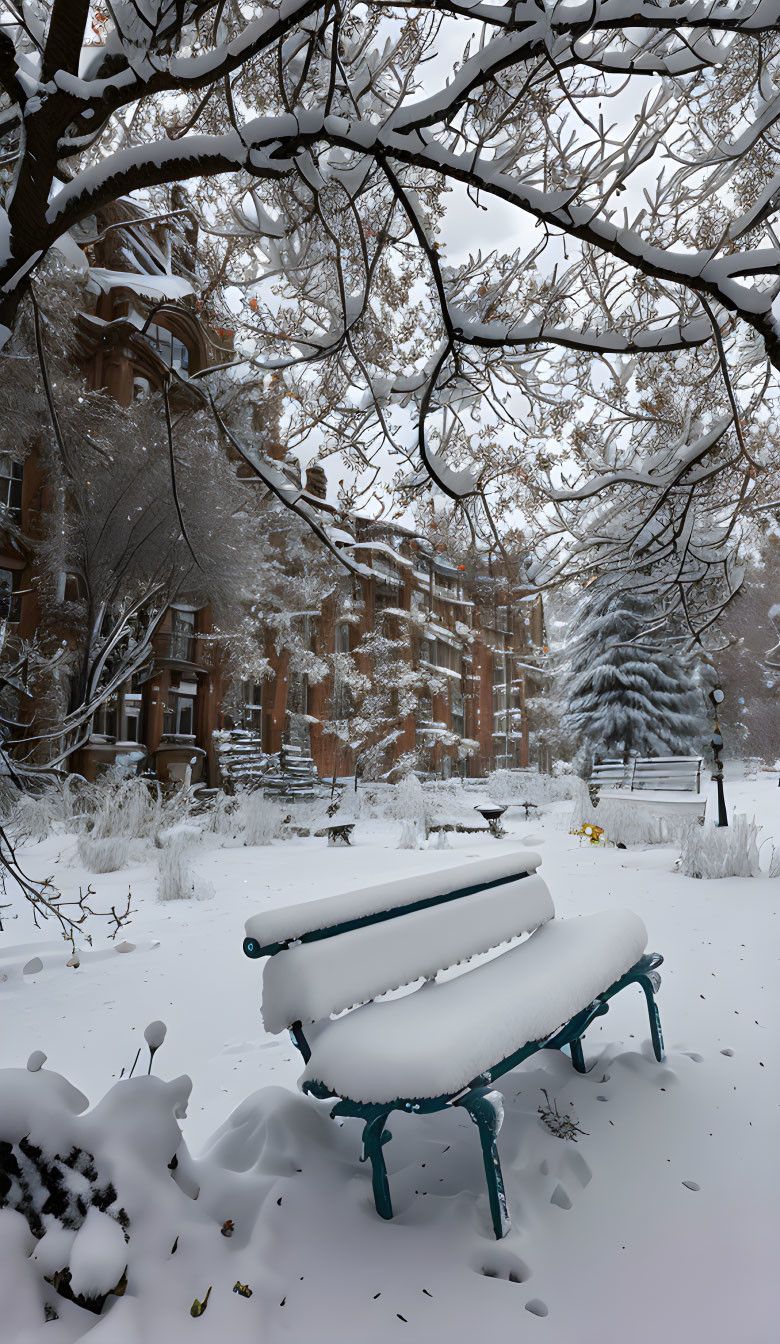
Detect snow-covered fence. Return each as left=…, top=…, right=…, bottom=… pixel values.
left=676, top=814, right=762, bottom=879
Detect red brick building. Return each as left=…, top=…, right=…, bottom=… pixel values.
left=1, top=209, right=545, bottom=787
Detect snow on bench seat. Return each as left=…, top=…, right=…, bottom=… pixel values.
left=597, top=790, right=706, bottom=817
left=261, top=872, right=554, bottom=1033
left=299, top=909, right=648, bottom=1104
left=245, top=849, right=542, bottom=951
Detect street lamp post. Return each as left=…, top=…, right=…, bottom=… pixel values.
left=710, top=687, right=728, bottom=828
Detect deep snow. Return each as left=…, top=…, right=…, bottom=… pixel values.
left=1, top=769, right=778, bottom=1342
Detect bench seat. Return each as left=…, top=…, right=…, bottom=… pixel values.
left=596, top=790, right=707, bottom=817
left=300, top=909, right=647, bottom=1104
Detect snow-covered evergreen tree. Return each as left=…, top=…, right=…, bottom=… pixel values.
left=561, top=583, right=708, bottom=766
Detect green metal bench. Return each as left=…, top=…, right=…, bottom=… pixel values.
left=243, top=852, right=664, bottom=1239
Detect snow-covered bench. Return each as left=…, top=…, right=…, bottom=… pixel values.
left=242, top=852, right=665, bottom=1240
left=591, top=757, right=706, bottom=821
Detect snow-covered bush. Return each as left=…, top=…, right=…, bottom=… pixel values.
left=363, top=775, right=476, bottom=833
left=236, top=791, right=283, bottom=846
left=0, top=1063, right=197, bottom=1325
left=390, top=774, right=432, bottom=832
left=676, top=814, right=762, bottom=879
left=397, top=819, right=423, bottom=849
left=8, top=792, right=59, bottom=844
left=594, top=801, right=687, bottom=847
left=8, top=776, right=89, bottom=842
left=567, top=777, right=597, bottom=831
left=87, top=778, right=167, bottom=842
left=157, top=828, right=212, bottom=901
left=76, top=836, right=131, bottom=874
left=487, top=770, right=578, bottom=806
left=201, top=789, right=240, bottom=837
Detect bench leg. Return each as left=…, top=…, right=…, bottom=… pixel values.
left=458, top=1088, right=510, bottom=1240
left=637, top=971, right=665, bottom=1061
left=569, top=1037, right=587, bottom=1073
left=361, top=1113, right=393, bottom=1221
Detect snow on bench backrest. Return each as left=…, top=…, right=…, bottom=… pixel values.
left=244, top=850, right=542, bottom=954
left=592, top=757, right=702, bottom=793
left=631, top=758, right=701, bottom=792
left=260, top=872, right=554, bottom=1034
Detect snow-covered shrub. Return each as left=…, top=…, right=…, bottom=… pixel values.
left=76, top=836, right=131, bottom=873
left=0, top=1063, right=196, bottom=1324
left=8, top=776, right=90, bottom=842
left=8, top=791, right=60, bottom=844
left=593, top=800, right=686, bottom=847
left=487, top=769, right=579, bottom=806
left=201, top=789, right=240, bottom=837
left=390, top=773, right=432, bottom=831
left=88, top=778, right=166, bottom=842
left=237, top=791, right=282, bottom=845
left=157, top=828, right=212, bottom=901
left=567, top=777, right=597, bottom=830
left=397, top=819, right=422, bottom=849
left=676, top=814, right=762, bottom=879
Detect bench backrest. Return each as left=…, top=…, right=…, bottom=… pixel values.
left=244, top=853, right=550, bottom=1034
left=591, top=757, right=702, bottom=794
left=244, top=850, right=542, bottom=954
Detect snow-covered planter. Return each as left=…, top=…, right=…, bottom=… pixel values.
left=676, top=814, right=762, bottom=879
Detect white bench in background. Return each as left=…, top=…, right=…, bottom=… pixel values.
left=590, top=756, right=706, bottom=822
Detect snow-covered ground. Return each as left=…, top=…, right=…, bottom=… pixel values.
left=2, top=770, right=778, bottom=1342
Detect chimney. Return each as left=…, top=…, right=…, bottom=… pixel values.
left=305, top=463, right=327, bottom=500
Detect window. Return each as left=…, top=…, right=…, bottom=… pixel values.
left=334, top=622, right=351, bottom=654
left=451, top=688, right=465, bottom=737
left=241, top=679, right=263, bottom=732
left=91, top=682, right=143, bottom=741
left=120, top=683, right=143, bottom=742
left=169, top=608, right=196, bottom=661
left=0, top=568, right=21, bottom=623
left=92, top=694, right=118, bottom=738
left=415, top=691, right=434, bottom=729
left=0, top=456, right=23, bottom=520
left=146, top=323, right=190, bottom=372
left=163, top=679, right=197, bottom=737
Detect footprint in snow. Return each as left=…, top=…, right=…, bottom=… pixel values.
left=550, top=1183, right=572, bottom=1210
left=525, top=1299, right=549, bottom=1317
left=476, top=1250, right=530, bottom=1284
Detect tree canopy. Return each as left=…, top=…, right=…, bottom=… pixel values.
left=3, top=2, right=780, bottom=632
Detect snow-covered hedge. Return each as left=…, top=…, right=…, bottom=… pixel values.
left=487, top=770, right=578, bottom=806
left=593, top=801, right=688, bottom=847
left=676, top=814, right=762, bottom=879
